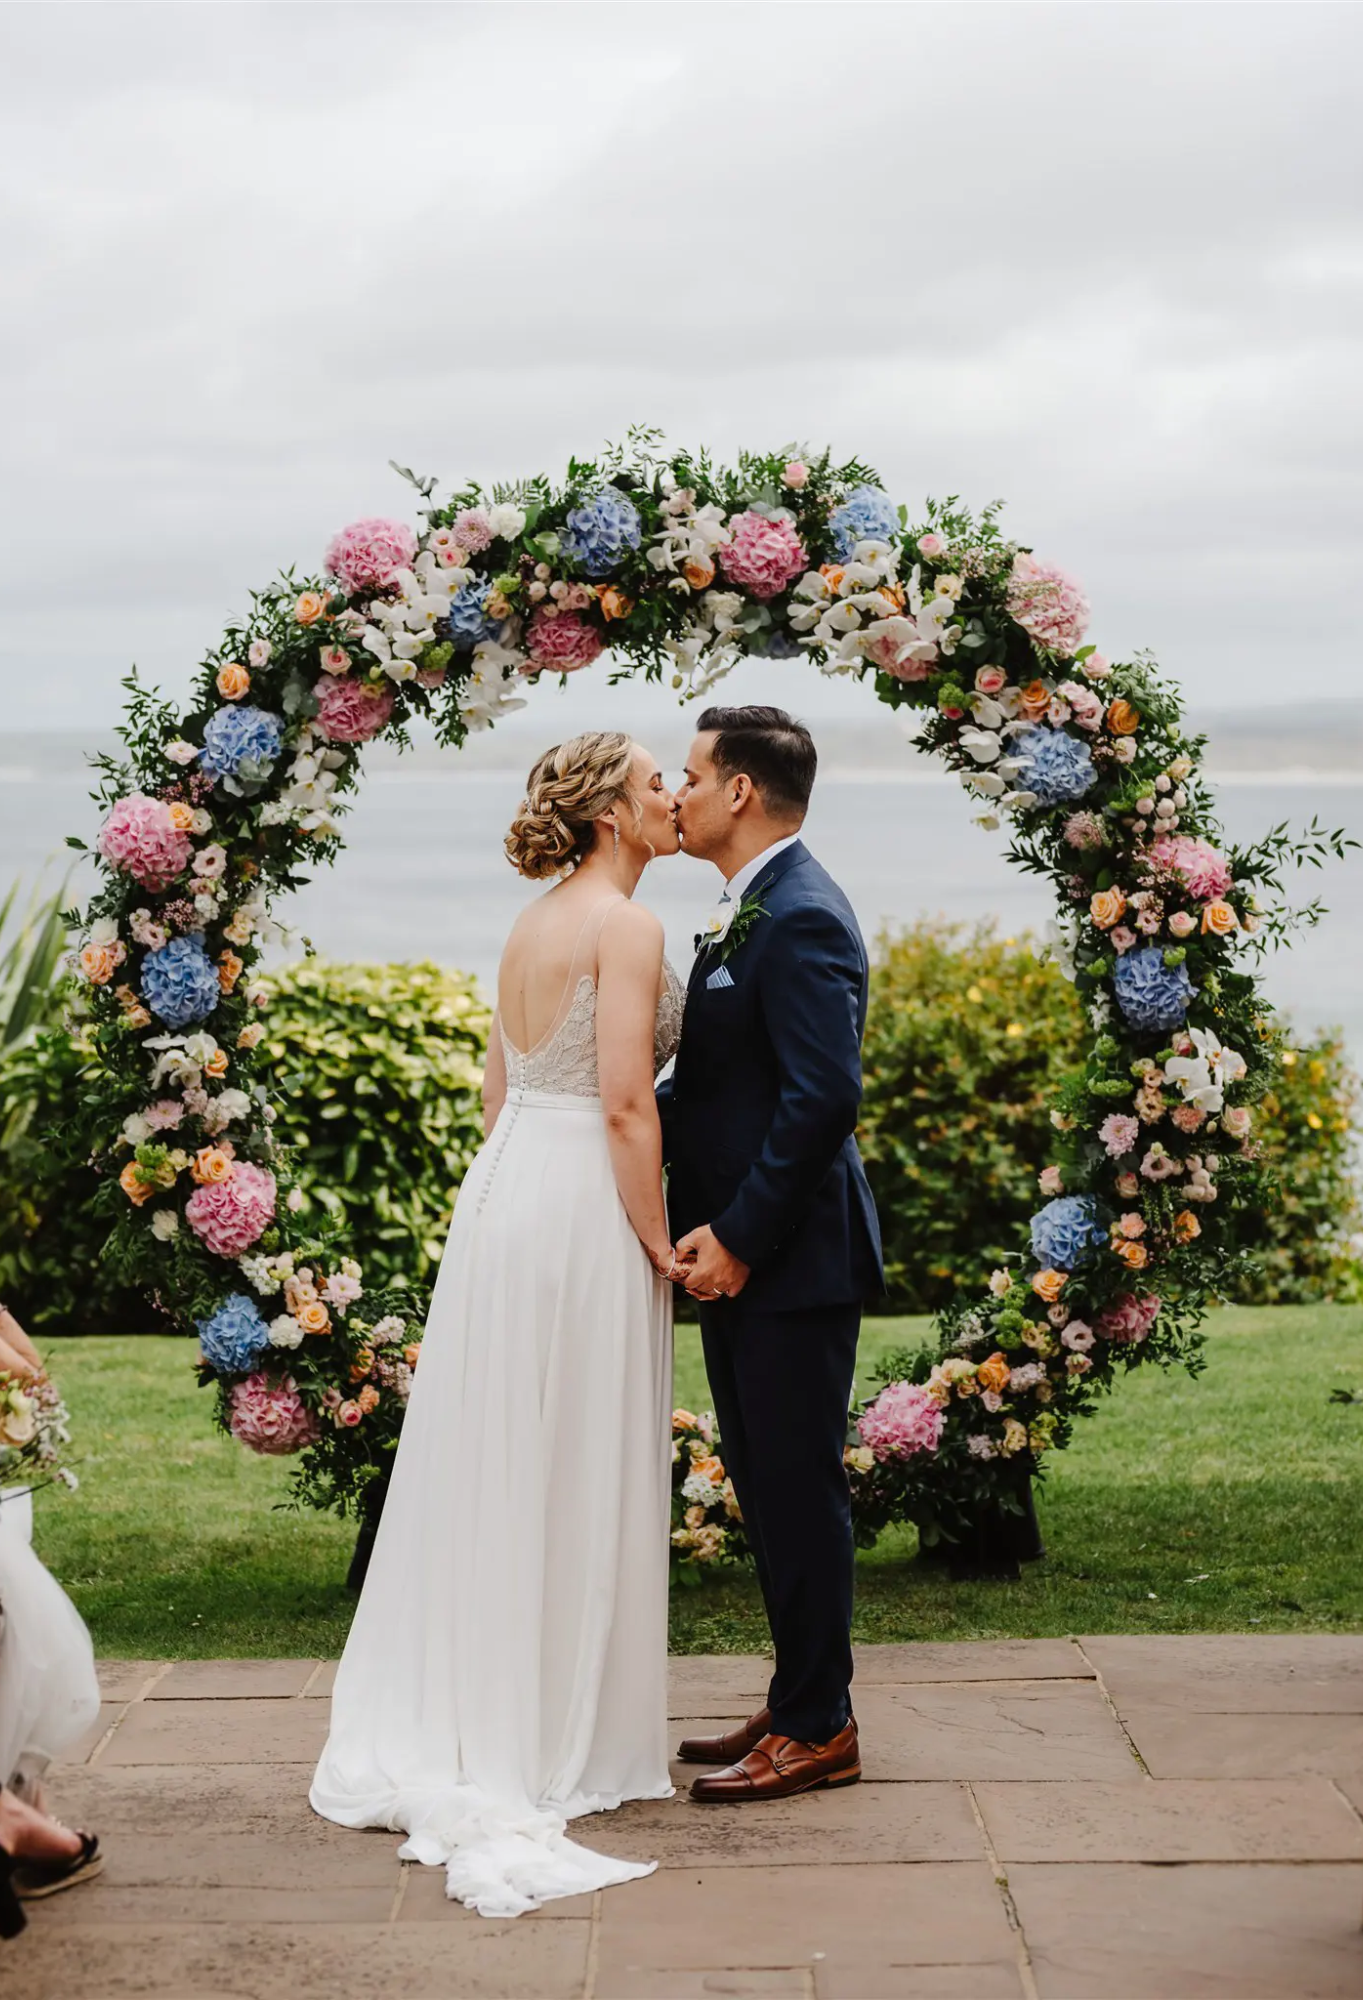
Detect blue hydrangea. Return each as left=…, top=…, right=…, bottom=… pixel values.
left=445, top=578, right=501, bottom=649
left=1011, top=726, right=1097, bottom=807
left=198, top=1294, right=270, bottom=1375
left=560, top=488, right=642, bottom=576
left=752, top=627, right=803, bottom=660
left=141, top=934, right=221, bottom=1029
left=829, top=485, right=900, bottom=561
left=1113, top=946, right=1196, bottom=1034
left=200, top=705, right=284, bottom=783
left=1030, top=1195, right=1107, bottom=1271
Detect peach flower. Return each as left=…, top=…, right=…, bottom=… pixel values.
left=237, top=1022, right=266, bottom=1050
left=1173, top=1210, right=1202, bottom=1243
left=1018, top=679, right=1050, bottom=719
left=1201, top=900, right=1239, bottom=936
left=297, top=1300, right=332, bottom=1336
left=218, top=950, right=244, bottom=993
left=204, top=1049, right=230, bottom=1078
left=119, top=1161, right=155, bottom=1204
left=356, top=1384, right=380, bottom=1414
left=1114, top=1239, right=1149, bottom=1269
left=80, top=942, right=119, bottom=984
left=1031, top=1268, right=1067, bottom=1303
left=976, top=1351, right=1011, bottom=1394
left=1107, top=698, right=1141, bottom=736
left=192, top=1146, right=235, bottom=1186
left=294, top=591, right=328, bottom=626
left=216, top=663, right=250, bottom=701
left=597, top=584, right=634, bottom=621
left=683, top=557, right=715, bottom=590
left=1090, top=888, right=1127, bottom=930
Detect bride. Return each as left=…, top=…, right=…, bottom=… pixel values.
left=311, top=730, right=685, bottom=1919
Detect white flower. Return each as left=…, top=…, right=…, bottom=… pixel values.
left=370, top=1315, right=406, bottom=1344
left=1037, top=920, right=1078, bottom=982
left=681, top=1472, right=720, bottom=1507
left=193, top=843, right=228, bottom=880
left=268, top=1314, right=304, bottom=1350
left=165, top=739, right=199, bottom=765
left=122, top=1112, right=152, bottom=1146
left=190, top=809, right=212, bottom=836
left=183, top=1032, right=219, bottom=1065
left=1164, top=1028, right=1246, bottom=1115
left=700, top=901, right=736, bottom=947
left=193, top=893, right=218, bottom=920
left=958, top=727, right=1003, bottom=765
left=89, top=916, right=121, bottom=946
left=151, top=1209, right=180, bottom=1241
left=213, top=1088, right=252, bottom=1126
left=488, top=503, right=526, bottom=540
left=1113, top=737, right=1137, bottom=764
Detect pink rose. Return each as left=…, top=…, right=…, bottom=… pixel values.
left=1110, top=926, right=1138, bottom=954
left=324, top=517, right=418, bottom=596
left=1098, top=1293, right=1161, bottom=1346
left=781, top=461, right=809, bottom=488
left=1221, top=1106, right=1252, bottom=1139
left=1167, top=910, right=1197, bottom=939
left=1115, top=1172, right=1140, bottom=1198
left=98, top=795, right=193, bottom=892
left=974, top=666, right=1007, bottom=696
left=1061, top=1319, right=1094, bottom=1352
left=1039, top=1166, right=1064, bottom=1196
left=228, top=1373, right=317, bottom=1455
left=336, top=1399, right=363, bottom=1428
left=525, top=609, right=604, bottom=673
left=917, top=533, right=947, bottom=558
left=1116, top=1212, right=1145, bottom=1240
left=314, top=674, right=396, bottom=744
left=1057, top=681, right=1104, bottom=731
left=319, top=646, right=351, bottom=676
left=717, top=511, right=808, bottom=601
left=1082, top=652, right=1112, bottom=680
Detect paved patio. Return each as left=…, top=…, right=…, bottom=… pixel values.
left=8, top=1637, right=1363, bottom=1999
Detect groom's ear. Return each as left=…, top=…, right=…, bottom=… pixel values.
left=727, top=773, right=754, bottom=816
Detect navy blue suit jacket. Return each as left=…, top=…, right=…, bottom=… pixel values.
left=663, top=840, right=884, bottom=1312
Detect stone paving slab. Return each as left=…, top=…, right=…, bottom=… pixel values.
left=1010, top=1860, right=1363, bottom=1999
left=1083, top=1634, right=1363, bottom=1713
left=23, top=1640, right=1363, bottom=2000
left=1121, top=1706, right=1363, bottom=1781
left=974, top=1776, right=1363, bottom=1861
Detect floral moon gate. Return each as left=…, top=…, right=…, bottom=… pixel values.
left=74, top=438, right=1305, bottom=1562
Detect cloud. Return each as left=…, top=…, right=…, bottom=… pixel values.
left=2, top=2, right=1360, bottom=725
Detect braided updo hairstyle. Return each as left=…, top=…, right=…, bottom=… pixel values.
left=504, top=731, right=639, bottom=880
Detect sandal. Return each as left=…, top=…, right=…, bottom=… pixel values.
left=0, top=1846, right=25, bottom=1938
left=13, top=1831, right=103, bottom=1901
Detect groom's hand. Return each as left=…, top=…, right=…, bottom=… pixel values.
left=677, top=1225, right=750, bottom=1301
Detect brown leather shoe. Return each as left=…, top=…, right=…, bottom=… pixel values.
left=689, top=1719, right=860, bottom=1802
left=676, top=1707, right=772, bottom=1766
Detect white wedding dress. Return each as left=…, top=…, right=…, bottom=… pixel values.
left=311, top=923, right=683, bottom=1918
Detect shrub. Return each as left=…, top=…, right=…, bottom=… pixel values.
left=259, top=959, right=490, bottom=1294
left=858, top=919, right=1362, bottom=1313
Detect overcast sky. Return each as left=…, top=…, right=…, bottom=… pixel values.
left=3, top=1, right=1361, bottom=736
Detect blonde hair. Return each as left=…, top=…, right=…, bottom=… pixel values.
left=505, top=731, right=639, bottom=880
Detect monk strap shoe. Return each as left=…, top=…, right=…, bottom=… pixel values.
left=689, top=1718, right=860, bottom=1803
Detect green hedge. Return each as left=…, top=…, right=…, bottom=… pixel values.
left=1, top=931, right=1357, bottom=1332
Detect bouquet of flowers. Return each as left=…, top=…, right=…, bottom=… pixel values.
left=0, top=1371, right=76, bottom=1491
left=669, top=1410, right=747, bottom=1582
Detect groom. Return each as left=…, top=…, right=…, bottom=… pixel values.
left=665, top=706, right=884, bottom=1802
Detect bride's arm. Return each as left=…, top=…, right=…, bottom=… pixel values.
left=482, top=1010, right=507, bottom=1139
left=596, top=903, right=674, bottom=1274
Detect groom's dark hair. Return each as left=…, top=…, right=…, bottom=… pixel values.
left=697, top=705, right=816, bottom=820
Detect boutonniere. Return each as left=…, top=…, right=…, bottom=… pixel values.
left=697, top=890, right=768, bottom=965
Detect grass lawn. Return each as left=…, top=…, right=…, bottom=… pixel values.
left=26, top=1304, right=1363, bottom=1659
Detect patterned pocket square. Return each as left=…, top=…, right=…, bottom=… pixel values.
left=705, top=965, right=735, bottom=991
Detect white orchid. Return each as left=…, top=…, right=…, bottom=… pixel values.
left=1037, top=919, right=1079, bottom=982
left=1164, top=1029, right=1247, bottom=1115
left=958, top=727, right=1003, bottom=765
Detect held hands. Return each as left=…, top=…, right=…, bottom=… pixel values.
left=675, top=1224, right=751, bottom=1302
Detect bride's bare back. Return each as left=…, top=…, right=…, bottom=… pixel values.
left=497, top=885, right=623, bottom=1056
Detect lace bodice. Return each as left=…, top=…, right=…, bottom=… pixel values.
left=501, top=959, right=685, bottom=1099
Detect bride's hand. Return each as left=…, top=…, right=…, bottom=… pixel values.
left=647, top=1243, right=690, bottom=1281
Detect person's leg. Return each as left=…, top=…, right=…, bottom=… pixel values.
left=728, top=1300, right=861, bottom=1743
left=698, top=1303, right=781, bottom=1708
left=0, top=1787, right=80, bottom=1865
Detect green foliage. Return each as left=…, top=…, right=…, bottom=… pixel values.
left=858, top=919, right=1362, bottom=1314
left=259, top=958, right=491, bottom=1294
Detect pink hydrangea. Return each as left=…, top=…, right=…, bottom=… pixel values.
left=717, top=511, right=809, bottom=600
left=324, top=517, right=418, bottom=596
left=451, top=507, right=494, bottom=553
left=1097, top=1292, right=1161, bottom=1345
left=1150, top=834, right=1233, bottom=901
left=526, top=609, right=605, bottom=673
left=228, top=1372, right=317, bottom=1455
left=1006, top=553, right=1090, bottom=656
left=1099, top=1113, right=1139, bottom=1158
left=1063, top=811, right=1106, bottom=852
left=98, top=794, right=193, bottom=892
left=313, top=674, right=396, bottom=744
left=185, top=1161, right=276, bottom=1258
left=857, top=1380, right=946, bottom=1462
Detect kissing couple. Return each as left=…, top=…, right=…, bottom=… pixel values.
left=311, top=705, right=884, bottom=1918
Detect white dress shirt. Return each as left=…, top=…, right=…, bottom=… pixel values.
left=721, top=834, right=801, bottom=906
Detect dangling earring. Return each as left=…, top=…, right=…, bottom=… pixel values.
left=611, top=820, right=620, bottom=860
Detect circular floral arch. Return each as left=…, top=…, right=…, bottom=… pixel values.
left=73, top=434, right=1300, bottom=1555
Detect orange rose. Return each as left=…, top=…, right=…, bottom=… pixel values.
left=1107, top=698, right=1141, bottom=736
left=79, top=942, right=118, bottom=985
left=1031, top=1268, right=1067, bottom=1303
left=119, top=1161, right=154, bottom=1206
left=218, top=949, right=244, bottom=993
left=672, top=1409, right=698, bottom=1432
left=1019, top=679, right=1050, bottom=718
left=690, top=1453, right=725, bottom=1485
left=819, top=564, right=846, bottom=591
left=349, top=1348, right=374, bottom=1383
left=1201, top=900, right=1238, bottom=936
left=1089, top=888, right=1127, bottom=930
left=1114, top=1238, right=1149, bottom=1269
left=204, top=1049, right=230, bottom=1078
left=1173, top=1209, right=1201, bottom=1243
left=237, top=1023, right=265, bottom=1050
left=683, top=558, right=715, bottom=591
left=216, top=663, right=250, bottom=701
left=294, top=591, right=328, bottom=626
left=404, top=1342, right=421, bottom=1369
left=167, top=801, right=196, bottom=832
left=878, top=583, right=907, bottom=613
left=191, top=1146, right=235, bottom=1186
left=297, top=1300, right=332, bottom=1336
left=597, top=584, right=634, bottom=622
left=356, top=1384, right=380, bottom=1414
left=976, top=1351, right=1011, bottom=1394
